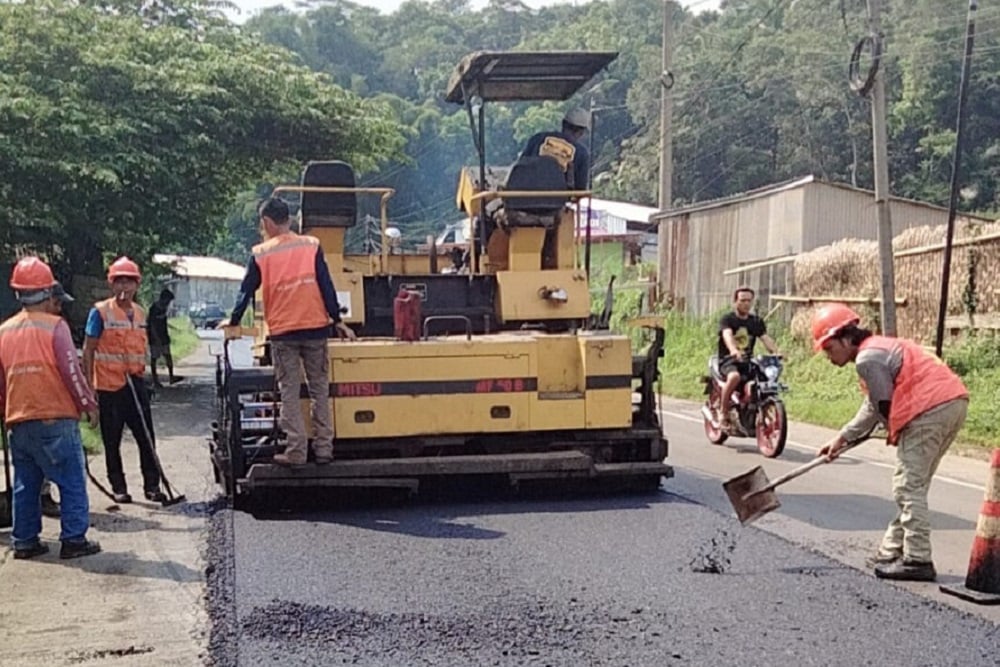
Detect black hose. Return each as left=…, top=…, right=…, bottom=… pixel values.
left=849, top=34, right=881, bottom=97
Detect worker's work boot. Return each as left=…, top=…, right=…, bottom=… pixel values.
left=865, top=549, right=901, bottom=568
left=272, top=452, right=307, bottom=467
left=314, top=455, right=333, bottom=465
left=60, top=539, right=102, bottom=560
left=144, top=489, right=167, bottom=503
left=113, top=491, right=133, bottom=504
left=13, top=542, right=49, bottom=560
left=40, top=492, right=61, bottom=518
left=874, top=559, right=936, bottom=582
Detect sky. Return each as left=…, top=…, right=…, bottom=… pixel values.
left=224, top=0, right=722, bottom=23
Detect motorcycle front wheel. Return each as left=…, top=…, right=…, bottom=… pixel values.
left=756, top=398, right=787, bottom=458
left=703, top=385, right=729, bottom=445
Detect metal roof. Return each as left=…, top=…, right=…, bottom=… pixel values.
left=445, top=51, right=618, bottom=104
left=153, top=254, right=245, bottom=281
left=649, top=174, right=997, bottom=223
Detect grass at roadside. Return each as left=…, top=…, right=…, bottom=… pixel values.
left=655, top=310, right=1000, bottom=450
left=168, top=316, right=198, bottom=361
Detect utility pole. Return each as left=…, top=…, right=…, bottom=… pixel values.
left=865, top=0, right=897, bottom=335
left=656, top=0, right=675, bottom=302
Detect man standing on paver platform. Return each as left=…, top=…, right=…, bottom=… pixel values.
left=0, top=257, right=101, bottom=560
left=227, top=197, right=356, bottom=467
left=813, top=303, right=968, bottom=582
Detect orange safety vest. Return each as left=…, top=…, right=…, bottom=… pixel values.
left=252, top=232, right=330, bottom=336
left=0, top=311, right=80, bottom=425
left=859, top=336, right=968, bottom=444
left=92, top=298, right=147, bottom=392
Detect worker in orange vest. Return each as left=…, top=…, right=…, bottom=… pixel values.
left=227, top=197, right=356, bottom=467
left=82, top=257, right=166, bottom=504
left=0, top=257, right=101, bottom=560
left=813, top=303, right=968, bottom=582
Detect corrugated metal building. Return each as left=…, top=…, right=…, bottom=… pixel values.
left=652, top=175, right=991, bottom=315
left=152, top=253, right=245, bottom=315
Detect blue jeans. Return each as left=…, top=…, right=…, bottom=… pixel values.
left=9, top=419, right=90, bottom=549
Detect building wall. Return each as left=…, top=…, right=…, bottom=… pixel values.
left=665, top=187, right=805, bottom=314
left=662, top=181, right=988, bottom=317
left=802, top=182, right=952, bottom=249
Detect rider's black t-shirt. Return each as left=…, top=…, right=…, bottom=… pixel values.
left=717, top=312, right=767, bottom=359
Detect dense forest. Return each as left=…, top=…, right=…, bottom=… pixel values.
left=2, top=0, right=997, bottom=273
left=213, top=0, right=1000, bottom=257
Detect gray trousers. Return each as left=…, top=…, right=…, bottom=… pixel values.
left=879, top=398, right=968, bottom=562
left=272, top=339, right=334, bottom=463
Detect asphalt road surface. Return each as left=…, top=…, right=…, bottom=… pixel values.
left=206, top=398, right=1000, bottom=666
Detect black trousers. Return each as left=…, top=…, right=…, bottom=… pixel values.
left=98, top=376, right=160, bottom=494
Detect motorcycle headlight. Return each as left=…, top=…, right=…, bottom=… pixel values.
left=764, top=365, right=780, bottom=381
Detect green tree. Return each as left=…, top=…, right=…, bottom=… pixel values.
left=0, top=0, right=404, bottom=285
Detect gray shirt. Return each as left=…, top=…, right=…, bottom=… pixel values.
left=840, top=340, right=904, bottom=442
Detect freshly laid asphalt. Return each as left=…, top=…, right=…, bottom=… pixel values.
left=207, top=484, right=1000, bottom=666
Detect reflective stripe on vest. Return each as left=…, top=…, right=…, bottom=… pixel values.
left=93, top=298, right=147, bottom=392
left=0, top=311, right=80, bottom=424
left=252, top=232, right=330, bottom=336
left=859, top=336, right=968, bottom=444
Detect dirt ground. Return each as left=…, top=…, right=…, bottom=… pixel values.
left=0, top=338, right=220, bottom=666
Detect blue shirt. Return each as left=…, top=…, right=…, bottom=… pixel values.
left=85, top=306, right=135, bottom=338
left=228, top=245, right=342, bottom=341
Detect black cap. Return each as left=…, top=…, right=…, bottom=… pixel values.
left=52, top=281, right=74, bottom=303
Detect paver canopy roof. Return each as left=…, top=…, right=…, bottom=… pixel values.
left=445, top=51, right=619, bottom=104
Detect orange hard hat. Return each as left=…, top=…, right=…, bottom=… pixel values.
left=9, top=256, right=56, bottom=291
left=811, top=303, right=861, bottom=350
left=107, top=256, right=142, bottom=282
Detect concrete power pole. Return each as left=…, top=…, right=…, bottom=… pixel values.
left=865, top=0, right=898, bottom=335
left=656, top=0, right=675, bottom=302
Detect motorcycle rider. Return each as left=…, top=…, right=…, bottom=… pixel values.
left=813, top=303, right=968, bottom=582
left=717, top=286, right=780, bottom=429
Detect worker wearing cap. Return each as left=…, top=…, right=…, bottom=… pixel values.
left=82, top=257, right=166, bottom=504
left=227, top=197, right=356, bottom=467
left=37, top=281, right=76, bottom=519
left=813, top=304, right=968, bottom=582
left=520, top=108, right=591, bottom=190
left=0, top=257, right=101, bottom=560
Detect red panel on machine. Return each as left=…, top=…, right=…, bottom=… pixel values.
left=393, top=288, right=422, bottom=342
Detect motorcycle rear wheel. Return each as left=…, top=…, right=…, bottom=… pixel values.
left=756, top=398, right=787, bottom=458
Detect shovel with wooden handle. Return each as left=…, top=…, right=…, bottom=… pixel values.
left=723, top=433, right=873, bottom=525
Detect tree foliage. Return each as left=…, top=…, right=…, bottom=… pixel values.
left=5, top=0, right=998, bottom=278
left=0, top=0, right=404, bottom=281
left=243, top=0, right=1000, bottom=226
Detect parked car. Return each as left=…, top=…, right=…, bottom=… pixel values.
left=190, top=303, right=227, bottom=329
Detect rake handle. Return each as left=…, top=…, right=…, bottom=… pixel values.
left=755, top=440, right=866, bottom=495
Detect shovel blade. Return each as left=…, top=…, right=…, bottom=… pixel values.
left=723, top=465, right=781, bottom=525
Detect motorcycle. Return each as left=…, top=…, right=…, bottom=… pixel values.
left=701, top=354, right=788, bottom=458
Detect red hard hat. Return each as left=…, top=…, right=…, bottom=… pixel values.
left=811, top=303, right=861, bottom=351
left=107, top=256, right=142, bottom=282
left=10, top=256, right=56, bottom=291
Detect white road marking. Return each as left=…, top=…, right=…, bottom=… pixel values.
left=660, top=409, right=986, bottom=492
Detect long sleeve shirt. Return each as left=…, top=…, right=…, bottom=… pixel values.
left=228, top=247, right=342, bottom=341
left=839, top=342, right=904, bottom=442
left=0, top=319, right=97, bottom=416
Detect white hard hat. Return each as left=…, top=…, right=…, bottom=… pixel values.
left=563, top=108, right=591, bottom=130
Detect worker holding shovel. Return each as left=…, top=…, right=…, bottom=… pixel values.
left=812, top=304, right=968, bottom=582
left=82, top=257, right=167, bottom=505
left=0, top=257, right=101, bottom=559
